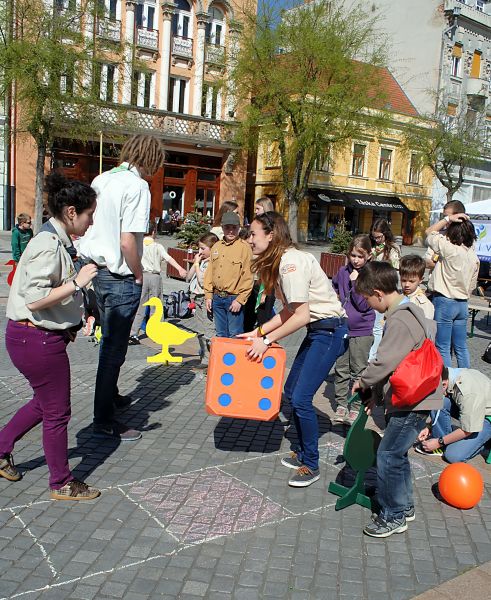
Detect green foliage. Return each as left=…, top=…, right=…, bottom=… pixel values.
left=330, top=220, right=353, bottom=255
left=175, top=210, right=212, bottom=248
left=403, top=103, right=485, bottom=200
left=232, top=0, right=390, bottom=239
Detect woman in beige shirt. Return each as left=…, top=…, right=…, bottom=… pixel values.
left=0, top=173, right=100, bottom=501
left=426, top=213, right=479, bottom=368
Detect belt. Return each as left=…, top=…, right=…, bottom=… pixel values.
left=307, top=317, right=346, bottom=332
left=15, top=319, right=53, bottom=332
left=213, top=290, right=234, bottom=298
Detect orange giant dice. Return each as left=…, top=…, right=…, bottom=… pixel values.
left=205, top=337, right=286, bottom=421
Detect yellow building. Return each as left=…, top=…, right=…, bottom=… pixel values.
left=252, top=68, right=433, bottom=245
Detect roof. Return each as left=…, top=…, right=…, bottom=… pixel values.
left=374, top=66, right=419, bottom=118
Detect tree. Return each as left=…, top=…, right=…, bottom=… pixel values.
left=0, top=0, right=127, bottom=230
left=232, top=0, right=390, bottom=240
left=403, top=103, right=485, bottom=203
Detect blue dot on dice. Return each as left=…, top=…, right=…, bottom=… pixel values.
left=261, top=376, right=274, bottom=390
left=218, top=393, right=232, bottom=407
left=221, top=373, right=234, bottom=386
left=223, top=353, right=236, bottom=366
left=259, top=398, right=272, bottom=411
left=263, top=356, right=276, bottom=370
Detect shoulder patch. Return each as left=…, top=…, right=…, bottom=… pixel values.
left=280, top=263, right=297, bottom=275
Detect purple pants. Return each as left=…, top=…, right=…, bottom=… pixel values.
left=0, top=320, right=72, bottom=489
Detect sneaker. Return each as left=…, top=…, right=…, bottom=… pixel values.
left=50, top=479, right=100, bottom=501
left=128, top=335, right=140, bottom=346
left=277, top=410, right=291, bottom=425
left=405, top=507, right=415, bottom=522
left=414, top=443, right=443, bottom=456
left=0, top=454, right=21, bottom=482
left=281, top=452, right=303, bottom=470
left=332, top=405, right=348, bottom=424
left=82, top=316, right=95, bottom=337
left=93, top=421, right=142, bottom=441
left=288, top=466, right=320, bottom=488
left=346, top=409, right=360, bottom=425
left=364, top=515, right=407, bottom=538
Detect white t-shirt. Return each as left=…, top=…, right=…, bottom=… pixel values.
left=141, top=237, right=171, bottom=274
left=277, top=248, right=346, bottom=322
left=79, top=163, right=150, bottom=276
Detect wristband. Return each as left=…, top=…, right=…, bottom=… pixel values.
left=258, top=325, right=265, bottom=336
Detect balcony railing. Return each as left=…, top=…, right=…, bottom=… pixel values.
left=172, top=36, right=193, bottom=59
left=96, top=18, right=121, bottom=43
left=136, top=27, right=159, bottom=51
left=61, top=102, right=235, bottom=147
left=205, top=44, right=226, bottom=65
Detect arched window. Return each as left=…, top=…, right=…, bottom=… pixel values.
left=172, top=0, right=191, bottom=38
left=206, top=5, right=224, bottom=46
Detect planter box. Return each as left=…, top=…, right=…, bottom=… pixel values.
left=320, top=252, right=346, bottom=279
left=166, top=247, right=190, bottom=280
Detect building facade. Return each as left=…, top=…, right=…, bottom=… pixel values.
left=374, top=0, right=491, bottom=209
left=253, top=69, right=434, bottom=244
left=10, top=0, right=255, bottom=228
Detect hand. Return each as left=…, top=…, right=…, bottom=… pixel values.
left=76, top=263, right=98, bottom=287
left=178, top=266, right=187, bottom=278
left=229, top=299, right=242, bottom=313
left=236, top=328, right=260, bottom=339
left=418, top=427, right=430, bottom=442
left=206, top=298, right=212, bottom=312
left=422, top=438, right=441, bottom=452
left=363, top=398, right=376, bottom=416
left=351, top=379, right=362, bottom=394
left=135, top=278, right=143, bottom=285
left=449, top=212, right=469, bottom=223
left=245, top=336, right=268, bottom=361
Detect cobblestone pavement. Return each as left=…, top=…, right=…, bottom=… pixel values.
left=0, top=233, right=491, bottom=599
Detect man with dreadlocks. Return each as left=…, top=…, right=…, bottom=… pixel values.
left=80, top=134, right=165, bottom=441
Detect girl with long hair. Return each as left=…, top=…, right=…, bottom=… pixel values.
left=238, top=212, right=347, bottom=488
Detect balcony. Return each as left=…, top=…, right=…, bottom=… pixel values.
left=467, top=77, right=489, bottom=97
left=444, top=0, right=491, bottom=25
left=172, top=36, right=193, bottom=60
left=136, top=27, right=159, bottom=51
left=205, top=44, right=226, bottom=66
left=96, top=18, right=121, bottom=43
left=61, top=102, right=235, bottom=149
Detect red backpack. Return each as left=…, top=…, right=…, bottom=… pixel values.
left=390, top=305, right=443, bottom=408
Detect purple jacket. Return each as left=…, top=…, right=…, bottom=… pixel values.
left=332, top=264, right=375, bottom=336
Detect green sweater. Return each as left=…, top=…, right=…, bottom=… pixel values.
left=11, top=225, right=33, bottom=262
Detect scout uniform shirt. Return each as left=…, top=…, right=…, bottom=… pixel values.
left=448, top=369, right=491, bottom=433
left=276, top=248, right=346, bottom=322
left=7, top=218, right=83, bottom=330
left=406, top=287, right=435, bottom=320
left=203, top=237, right=253, bottom=305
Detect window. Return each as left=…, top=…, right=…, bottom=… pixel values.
left=60, top=62, right=75, bottom=95
left=378, top=148, right=392, bottom=180
left=55, top=0, right=76, bottom=13
left=314, top=151, right=331, bottom=172
left=132, top=71, right=154, bottom=107
left=168, top=77, right=189, bottom=113
left=172, top=0, right=191, bottom=37
left=201, top=83, right=221, bottom=119
left=476, top=0, right=484, bottom=12
left=206, top=6, right=224, bottom=45
left=351, top=143, right=366, bottom=176
left=135, top=4, right=143, bottom=27
left=451, top=44, right=462, bottom=78
left=408, top=153, right=421, bottom=185
left=147, top=6, right=154, bottom=29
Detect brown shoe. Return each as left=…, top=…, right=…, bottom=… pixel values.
left=0, top=454, right=21, bottom=481
left=50, top=479, right=101, bottom=501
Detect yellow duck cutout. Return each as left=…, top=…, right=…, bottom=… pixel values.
left=143, top=297, right=196, bottom=364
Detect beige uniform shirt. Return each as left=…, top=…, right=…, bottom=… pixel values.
left=141, top=237, right=171, bottom=274
left=427, top=232, right=479, bottom=299
left=406, top=288, right=435, bottom=319
left=203, top=237, right=253, bottom=305
left=7, top=218, right=83, bottom=330
left=276, top=248, right=346, bottom=322
left=449, top=369, right=491, bottom=433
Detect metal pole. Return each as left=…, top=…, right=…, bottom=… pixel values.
left=99, top=130, right=103, bottom=174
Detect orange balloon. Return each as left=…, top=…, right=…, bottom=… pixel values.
left=438, top=462, right=484, bottom=509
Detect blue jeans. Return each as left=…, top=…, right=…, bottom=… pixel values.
left=431, top=396, right=491, bottom=463
left=377, top=410, right=429, bottom=521
left=284, top=319, right=348, bottom=471
left=92, top=269, right=142, bottom=426
left=433, top=294, right=470, bottom=368
left=212, top=294, right=244, bottom=338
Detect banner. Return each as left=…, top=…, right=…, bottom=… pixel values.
left=472, top=220, right=491, bottom=263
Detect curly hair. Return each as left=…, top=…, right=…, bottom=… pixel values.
left=119, top=135, right=165, bottom=176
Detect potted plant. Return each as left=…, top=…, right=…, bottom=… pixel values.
left=166, top=209, right=212, bottom=280
left=320, top=220, right=352, bottom=278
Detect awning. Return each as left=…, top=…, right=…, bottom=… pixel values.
left=310, top=189, right=409, bottom=212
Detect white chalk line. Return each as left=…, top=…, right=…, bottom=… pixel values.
left=7, top=508, right=57, bottom=578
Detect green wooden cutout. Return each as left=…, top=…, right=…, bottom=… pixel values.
left=328, top=393, right=381, bottom=511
